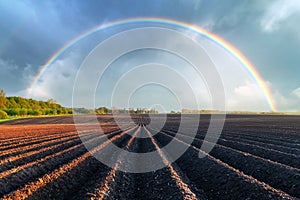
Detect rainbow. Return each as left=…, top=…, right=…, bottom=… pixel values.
left=28, top=17, right=276, bottom=111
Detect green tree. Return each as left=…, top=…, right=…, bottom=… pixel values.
left=0, top=110, right=8, bottom=119
left=0, top=94, right=72, bottom=117
left=4, top=109, right=18, bottom=116
left=96, top=107, right=110, bottom=114
left=0, top=89, right=6, bottom=109
left=47, top=99, right=57, bottom=110
left=19, top=109, right=27, bottom=116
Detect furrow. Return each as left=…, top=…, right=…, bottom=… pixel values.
left=0, top=131, right=80, bottom=152
left=144, top=127, right=199, bottom=200
left=1, top=126, right=137, bottom=199
left=0, top=133, right=94, bottom=171
left=161, top=129, right=300, bottom=197
left=222, top=131, right=300, bottom=149
left=91, top=127, right=141, bottom=199
left=0, top=127, right=119, bottom=160
left=154, top=129, right=293, bottom=199
left=220, top=134, right=300, bottom=155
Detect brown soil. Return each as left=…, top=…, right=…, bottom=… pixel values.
left=0, top=114, right=299, bottom=199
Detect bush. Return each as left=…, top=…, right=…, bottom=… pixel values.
left=19, top=109, right=27, bottom=115
left=27, top=109, right=42, bottom=116
left=34, top=110, right=42, bottom=115
left=4, top=109, right=18, bottom=116
left=27, top=109, right=35, bottom=115
left=0, top=110, right=8, bottom=119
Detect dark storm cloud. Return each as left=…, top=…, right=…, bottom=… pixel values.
left=0, top=0, right=210, bottom=93
left=0, top=0, right=299, bottom=110
left=0, top=0, right=256, bottom=68
left=0, top=0, right=193, bottom=66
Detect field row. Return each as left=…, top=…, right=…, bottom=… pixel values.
left=0, top=115, right=299, bottom=199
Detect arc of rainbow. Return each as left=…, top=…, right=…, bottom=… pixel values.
left=28, top=17, right=276, bottom=111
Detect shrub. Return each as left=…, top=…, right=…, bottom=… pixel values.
left=27, top=109, right=42, bottom=116
left=27, top=109, right=35, bottom=115
left=34, top=110, right=42, bottom=115
left=45, top=109, right=50, bottom=115
left=4, top=109, right=18, bottom=116
left=0, top=110, right=8, bottom=119
left=19, top=109, right=27, bottom=116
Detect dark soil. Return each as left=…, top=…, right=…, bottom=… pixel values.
left=0, top=114, right=299, bottom=199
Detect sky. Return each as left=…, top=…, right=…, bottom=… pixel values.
left=0, top=0, right=299, bottom=112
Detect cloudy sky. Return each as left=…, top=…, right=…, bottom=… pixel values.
left=0, top=0, right=299, bottom=112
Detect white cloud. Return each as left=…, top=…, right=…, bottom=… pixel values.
left=274, top=91, right=293, bottom=111
left=292, top=87, right=300, bottom=98
left=269, top=88, right=300, bottom=111
left=27, top=52, right=81, bottom=106
left=234, top=82, right=263, bottom=98
left=23, top=30, right=300, bottom=112
left=198, top=37, right=272, bottom=111
left=226, top=81, right=269, bottom=111
left=261, top=0, right=300, bottom=32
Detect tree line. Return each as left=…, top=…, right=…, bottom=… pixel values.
left=0, top=88, right=160, bottom=119
left=74, top=107, right=158, bottom=114
left=0, top=89, right=73, bottom=119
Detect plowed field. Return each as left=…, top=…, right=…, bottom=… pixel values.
left=0, top=114, right=299, bottom=200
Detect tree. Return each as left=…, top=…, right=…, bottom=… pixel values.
left=0, top=110, right=8, bottom=119
left=0, top=89, right=6, bottom=109
left=47, top=99, right=57, bottom=110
